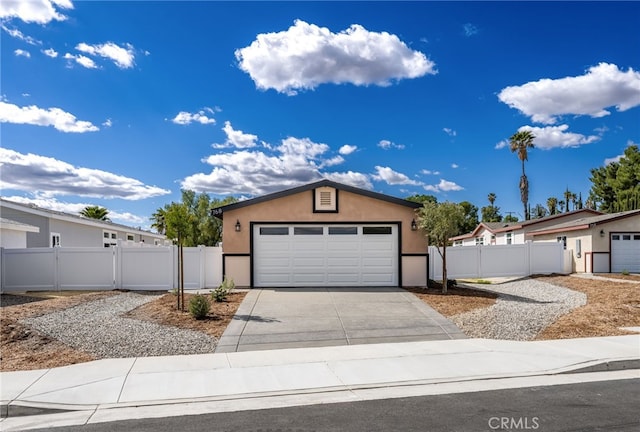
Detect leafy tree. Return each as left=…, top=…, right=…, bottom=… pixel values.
left=576, top=192, right=584, bottom=210
left=503, top=214, right=519, bottom=223
left=546, top=197, right=558, bottom=215
left=531, top=204, right=547, bottom=219
left=588, top=145, right=640, bottom=212
left=406, top=194, right=437, bottom=204
left=80, top=205, right=110, bottom=221
left=458, top=201, right=479, bottom=235
left=417, top=201, right=465, bottom=294
left=509, top=130, right=536, bottom=220
left=481, top=205, right=502, bottom=222
left=563, top=187, right=576, bottom=212
left=151, top=191, right=238, bottom=246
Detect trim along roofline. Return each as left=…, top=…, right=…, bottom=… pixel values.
left=211, top=179, right=422, bottom=219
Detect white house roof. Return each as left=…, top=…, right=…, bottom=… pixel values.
left=0, top=198, right=165, bottom=239
left=527, top=209, right=640, bottom=236
left=0, top=217, right=40, bottom=233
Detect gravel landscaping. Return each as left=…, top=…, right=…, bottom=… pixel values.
left=452, top=278, right=587, bottom=340
left=21, top=292, right=218, bottom=358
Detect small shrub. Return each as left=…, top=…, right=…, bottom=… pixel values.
left=170, top=288, right=178, bottom=296
left=621, top=269, right=630, bottom=276
left=474, top=279, right=492, bottom=284
left=189, top=294, right=210, bottom=320
left=211, top=276, right=235, bottom=302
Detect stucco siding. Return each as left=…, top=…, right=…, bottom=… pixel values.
left=222, top=189, right=427, bottom=254
left=0, top=208, right=50, bottom=247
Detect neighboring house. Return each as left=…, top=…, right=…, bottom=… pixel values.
left=451, top=209, right=603, bottom=247
left=0, top=217, right=40, bottom=248
left=0, top=198, right=167, bottom=248
left=526, top=209, right=640, bottom=274
left=212, top=179, right=428, bottom=288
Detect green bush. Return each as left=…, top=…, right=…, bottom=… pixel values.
left=622, top=269, right=630, bottom=276
left=189, top=294, right=210, bottom=320
left=211, top=276, right=235, bottom=302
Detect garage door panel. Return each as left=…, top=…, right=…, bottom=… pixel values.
left=611, top=233, right=640, bottom=273
left=255, top=224, right=397, bottom=287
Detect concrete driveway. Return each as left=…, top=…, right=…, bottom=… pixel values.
left=215, top=287, right=466, bottom=352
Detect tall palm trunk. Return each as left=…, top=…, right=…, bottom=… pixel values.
left=520, top=159, right=529, bottom=220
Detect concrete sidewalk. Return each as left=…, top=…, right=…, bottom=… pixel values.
left=1, top=335, right=639, bottom=430
left=215, top=287, right=466, bottom=353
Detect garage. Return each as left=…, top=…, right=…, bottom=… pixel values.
left=611, top=233, right=640, bottom=273
left=254, top=224, right=398, bottom=287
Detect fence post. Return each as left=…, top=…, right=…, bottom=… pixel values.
left=54, top=247, right=60, bottom=291
left=525, top=241, right=532, bottom=277
left=199, top=245, right=206, bottom=289
left=476, top=245, right=482, bottom=279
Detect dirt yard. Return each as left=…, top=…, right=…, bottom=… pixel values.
left=1, top=275, right=638, bottom=372
left=1, top=290, right=245, bottom=372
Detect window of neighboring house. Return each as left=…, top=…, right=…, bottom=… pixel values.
left=103, top=230, right=118, bottom=247
left=126, top=233, right=135, bottom=242
left=454, top=240, right=463, bottom=246
left=506, top=232, right=513, bottom=245
left=475, top=236, right=484, bottom=245
left=490, top=234, right=496, bottom=245
left=556, top=236, right=567, bottom=249
left=154, top=239, right=161, bottom=246
left=51, top=232, right=61, bottom=247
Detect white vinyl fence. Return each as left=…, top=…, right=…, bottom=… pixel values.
left=429, top=242, right=571, bottom=280
left=0, top=246, right=222, bottom=293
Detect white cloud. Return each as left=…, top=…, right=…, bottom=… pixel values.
left=604, top=140, right=637, bottom=165
left=498, top=63, right=640, bottom=124
left=14, top=49, right=30, bottom=58
left=495, top=139, right=508, bottom=150
left=235, top=19, right=436, bottom=95
left=443, top=128, right=457, bottom=137
left=338, top=144, right=357, bottom=155
left=463, top=23, right=478, bottom=37
left=0, top=148, right=170, bottom=200
left=210, top=121, right=257, bottom=149
left=0, top=0, right=73, bottom=24
left=43, top=48, right=58, bottom=58
left=324, top=171, right=373, bottom=190
left=518, top=125, right=600, bottom=149
left=64, top=52, right=97, bottom=69
left=424, top=179, right=464, bottom=193
left=378, top=139, right=405, bottom=150
left=2, top=195, right=148, bottom=225
left=171, top=109, right=216, bottom=126
left=1, top=24, right=41, bottom=44
left=373, top=166, right=421, bottom=186
left=0, top=101, right=98, bottom=133
left=76, top=42, right=136, bottom=69
left=182, top=134, right=366, bottom=195
left=102, top=118, right=112, bottom=127
left=420, top=169, right=440, bottom=176
left=451, top=163, right=459, bottom=169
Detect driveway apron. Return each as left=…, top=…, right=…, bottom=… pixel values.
left=215, top=287, right=466, bottom=353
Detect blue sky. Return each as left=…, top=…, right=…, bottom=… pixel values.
left=2, top=1, right=639, bottom=229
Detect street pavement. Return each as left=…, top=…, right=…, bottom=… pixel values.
left=1, top=335, right=639, bottom=431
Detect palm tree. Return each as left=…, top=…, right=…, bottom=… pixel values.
left=509, top=130, right=536, bottom=220
left=80, top=205, right=110, bottom=221
left=563, top=188, right=574, bottom=212
left=150, top=206, right=168, bottom=235
left=488, top=193, right=496, bottom=207
left=546, top=197, right=558, bottom=215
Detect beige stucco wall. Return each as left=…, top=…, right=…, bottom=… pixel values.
left=222, top=189, right=428, bottom=254
left=532, top=214, right=640, bottom=272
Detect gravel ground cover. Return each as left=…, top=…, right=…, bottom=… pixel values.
left=21, top=292, right=217, bottom=358
left=452, top=279, right=587, bottom=340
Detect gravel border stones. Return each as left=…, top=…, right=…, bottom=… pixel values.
left=452, top=279, right=587, bottom=340
left=21, top=292, right=217, bottom=358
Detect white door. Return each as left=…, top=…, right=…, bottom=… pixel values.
left=611, top=233, right=640, bottom=273
left=253, top=224, right=398, bottom=287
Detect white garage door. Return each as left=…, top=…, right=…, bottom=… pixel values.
left=611, top=233, right=640, bottom=273
left=254, top=224, right=398, bottom=287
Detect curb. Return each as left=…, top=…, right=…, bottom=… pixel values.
left=2, top=358, right=638, bottom=420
